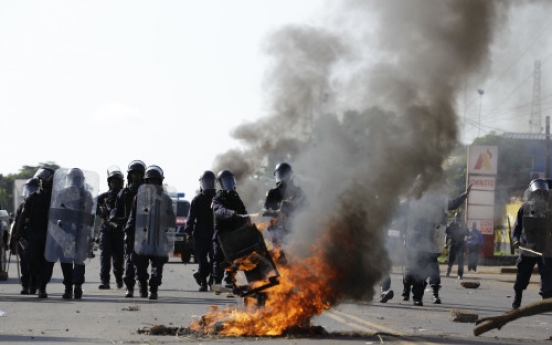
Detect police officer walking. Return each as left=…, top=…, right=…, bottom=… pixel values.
left=46, top=168, right=97, bottom=299
left=211, top=169, right=250, bottom=290
left=125, top=165, right=175, bottom=299
left=445, top=211, right=468, bottom=279
left=96, top=167, right=125, bottom=289
left=510, top=179, right=552, bottom=309
left=262, top=162, right=307, bottom=248
left=184, top=170, right=216, bottom=292
left=10, top=177, right=40, bottom=294
left=10, top=167, right=55, bottom=298
left=109, top=160, right=146, bottom=298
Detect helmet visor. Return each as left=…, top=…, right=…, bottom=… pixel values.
left=275, top=169, right=292, bottom=183
left=219, top=176, right=236, bottom=191
left=200, top=178, right=215, bottom=190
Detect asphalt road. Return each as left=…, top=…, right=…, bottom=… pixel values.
left=0, top=255, right=550, bottom=344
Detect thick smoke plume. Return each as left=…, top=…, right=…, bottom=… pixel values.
left=208, top=0, right=518, bottom=329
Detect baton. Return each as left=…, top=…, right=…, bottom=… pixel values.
left=15, top=247, right=21, bottom=283
left=519, top=246, right=543, bottom=256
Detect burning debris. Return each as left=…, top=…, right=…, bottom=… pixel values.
left=197, top=0, right=526, bottom=338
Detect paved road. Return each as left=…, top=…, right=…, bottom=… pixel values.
left=0, top=255, right=550, bottom=344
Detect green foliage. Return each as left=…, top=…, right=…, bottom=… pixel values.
left=0, top=162, right=60, bottom=214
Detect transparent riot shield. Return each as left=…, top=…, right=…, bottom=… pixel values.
left=45, top=168, right=99, bottom=265
left=134, top=184, right=175, bottom=256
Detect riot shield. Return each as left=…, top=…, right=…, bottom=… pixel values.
left=522, top=217, right=552, bottom=257
left=45, top=168, right=99, bottom=265
left=134, top=184, right=175, bottom=256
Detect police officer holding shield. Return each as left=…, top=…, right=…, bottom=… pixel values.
left=96, top=167, right=125, bottom=289
left=184, top=170, right=216, bottom=292
left=125, top=165, right=175, bottom=299
left=109, top=160, right=146, bottom=298
left=45, top=168, right=98, bottom=299
left=510, top=179, right=552, bottom=309
left=211, top=169, right=250, bottom=290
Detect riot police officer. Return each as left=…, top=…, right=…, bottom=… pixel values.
left=10, top=177, right=40, bottom=294
left=211, top=169, right=250, bottom=289
left=46, top=168, right=96, bottom=299
left=445, top=211, right=469, bottom=279
left=10, top=167, right=55, bottom=298
left=262, top=162, right=307, bottom=247
left=96, top=167, right=125, bottom=289
left=109, top=160, right=146, bottom=298
left=125, top=165, right=175, bottom=299
left=184, top=170, right=216, bottom=292
left=511, top=179, right=552, bottom=308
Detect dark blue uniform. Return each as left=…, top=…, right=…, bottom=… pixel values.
left=512, top=203, right=552, bottom=301
left=12, top=203, right=35, bottom=292
left=110, top=185, right=140, bottom=290
left=212, top=190, right=248, bottom=285
left=263, top=181, right=306, bottom=247
left=18, top=188, right=53, bottom=291
left=97, top=189, right=124, bottom=287
left=184, top=189, right=216, bottom=287
left=445, top=220, right=468, bottom=278
left=124, top=189, right=172, bottom=294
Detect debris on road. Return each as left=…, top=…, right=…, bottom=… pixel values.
left=460, top=281, right=480, bottom=289
left=122, top=305, right=140, bottom=311
left=450, top=309, right=478, bottom=323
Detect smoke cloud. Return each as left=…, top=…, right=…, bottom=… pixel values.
left=213, top=0, right=517, bottom=302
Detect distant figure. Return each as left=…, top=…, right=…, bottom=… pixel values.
left=467, top=222, right=484, bottom=272
left=445, top=211, right=469, bottom=279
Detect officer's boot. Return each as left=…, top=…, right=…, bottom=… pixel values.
left=139, top=281, right=148, bottom=298
left=125, top=285, right=134, bottom=298
left=38, top=284, right=48, bottom=298
left=62, top=285, right=73, bottom=299
left=379, top=288, right=394, bottom=303
left=512, top=290, right=522, bottom=309
left=402, top=284, right=410, bottom=301
left=74, top=284, right=83, bottom=299
left=193, top=272, right=202, bottom=286
left=431, top=285, right=441, bottom=304
left=116, top=277, right=124, bottom=289
left=199, top=278, right=208, bottom=292
left=20, top=285, right=30, bottom=295
left=98, top=282, right=110, bottom=289
left=148, top=286, right=158, bottom=300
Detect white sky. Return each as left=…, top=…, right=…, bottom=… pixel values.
left=1, top=1, right=552, bottom=197
left=0, top=1, right=326, bottom=196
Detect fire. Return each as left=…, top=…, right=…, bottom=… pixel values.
left=189, top=238, right=341, bottom=336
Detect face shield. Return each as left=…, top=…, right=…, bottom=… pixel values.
left=65, top=168, right=85, bottom=189
left=219, top=175, right=236, bottom=191
left=275, top=169, right=292, bottom=183
left=22, top=179, right=39, bottom=198
left=200, top=178, right=215, bottom=190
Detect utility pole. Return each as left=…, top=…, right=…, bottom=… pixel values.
left=546, top=116, right=550, bottom=178
left=530, top=60, right=542, bottom=133
left=477, top=89, right=484, bottom=138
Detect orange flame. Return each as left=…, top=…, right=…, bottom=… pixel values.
left=189, top=236, right=340, bottom=336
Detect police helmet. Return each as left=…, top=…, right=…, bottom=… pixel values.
left=529, top=179, right=548, bottom=193
left=34, top=167, right=55, bottom=183
left=546, top=178, right=552, bottom=190
left=217, top=169, right=236, bottom=191
left=145, top=165, right=164, bottom=182
left=274, top=162, right=293, bottom=183
left=199, top=170, right=216, bottom=190
left=66, top=168, right=85, bottom=189
left=22, top=178, right=40, bottom=198
left=127, top=160, right=146, bottom=174
left=107, top=166, right=124, bottom=183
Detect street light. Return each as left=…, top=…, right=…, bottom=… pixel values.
left=477, top=89, right=484, bottom=138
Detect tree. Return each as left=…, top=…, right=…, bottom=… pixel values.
left=0, top=162, right=60, bottom=214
